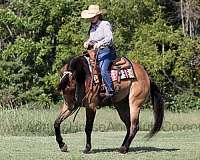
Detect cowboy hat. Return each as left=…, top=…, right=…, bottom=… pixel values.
left=81, top=5, right=106, bottom=19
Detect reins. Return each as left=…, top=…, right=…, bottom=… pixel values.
left=63, top=96, right=82, bottom=123
left=72, top=107, right=81, bottom=122
left=62, top=57, right=88, bottom=122
left=62, top=54, right=99, bottom=122
left=63, top=96, right=79, bottom=119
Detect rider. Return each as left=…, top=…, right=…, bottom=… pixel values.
left=81, top=4, right=116, bottom=101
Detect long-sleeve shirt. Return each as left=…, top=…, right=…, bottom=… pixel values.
left=86, top=20, right=113, bottom=47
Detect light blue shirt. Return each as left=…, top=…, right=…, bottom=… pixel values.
left=87, top=20, right=113, bottom=47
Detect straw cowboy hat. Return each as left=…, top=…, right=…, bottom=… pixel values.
left=81, top=5, right=106, bottom=19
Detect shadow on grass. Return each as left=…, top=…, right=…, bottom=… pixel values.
left=90, top=146, right=180, bottom=154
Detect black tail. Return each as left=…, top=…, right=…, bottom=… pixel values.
left=148, top=81, right=164, bottom=138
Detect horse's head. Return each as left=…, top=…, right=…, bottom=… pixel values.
left=57, top=56, right=88, bottom=107
left=68, top=56, right=87, bottom=84
left=57, top=63, right=76, bottom=107
left=58, top=64, right=72, bottom=91
left=58, top=56, right=87, bottom=89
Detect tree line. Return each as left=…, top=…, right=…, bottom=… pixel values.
left=0, top=0, right=199, bottom=111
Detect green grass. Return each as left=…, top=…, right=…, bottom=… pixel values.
left=0, top=131, right=200, bottom=160
left=0, top=108, right=200, bottom=159
left=0, top=107, right=200, bottom=136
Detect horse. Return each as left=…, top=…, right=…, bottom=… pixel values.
left=54, top=55, right=164, bottom=154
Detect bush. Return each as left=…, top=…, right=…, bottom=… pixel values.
left=0, top=0, right=199, bottom=111
left=166, top=91, right=200, bottom=112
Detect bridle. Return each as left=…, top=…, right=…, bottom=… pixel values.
left=61, top=70, right=82, bottom=122
left=60, top=71, right=73, bottom=81
left=61, top=56, right=92, bottom=122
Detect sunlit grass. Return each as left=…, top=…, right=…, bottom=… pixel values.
left=0, top=131, right=200, bottom=160
left=0, top=106, right=200, bottom=136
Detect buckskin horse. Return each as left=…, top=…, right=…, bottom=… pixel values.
left=54, top=55, right=164, bottom=154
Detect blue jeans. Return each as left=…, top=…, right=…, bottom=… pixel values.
left=97, top=47, right=116, bottom=94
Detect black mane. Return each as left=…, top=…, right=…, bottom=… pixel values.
left=69, top=56, right=88, bottom=84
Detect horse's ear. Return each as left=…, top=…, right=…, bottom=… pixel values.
left=59, top=64, right=68, bottom=77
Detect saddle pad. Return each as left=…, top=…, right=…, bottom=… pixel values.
left=84, top=55, right=136, bottom=83
left=111, top=68, right=135, bottom=82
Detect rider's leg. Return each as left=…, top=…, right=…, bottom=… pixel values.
left=97, top=47, right=116, bottom=97
left=99, top=58, right=114, bottom=96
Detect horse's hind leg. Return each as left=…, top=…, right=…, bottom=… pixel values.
left=83, top=107, right=96, bottom=153
left=119, top=98, right=144, bottom=154
left=115, top=100, right=131, bottom=148
left=54, top=103, right=72, bottom=152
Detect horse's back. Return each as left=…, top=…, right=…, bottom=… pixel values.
left=129, top=62, right=150, bottom=98
left=131, top=62, right=149, bottom=81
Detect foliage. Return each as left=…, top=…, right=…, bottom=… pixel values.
left=166, top=91, right=200, bottom=112
left=0, top=0, right=199, bottom=111
left=129, top=17, right=199, bottom=93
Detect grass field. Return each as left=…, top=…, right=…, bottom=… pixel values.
left=0, top=108, right=200, bottom=136
left=0, top=131, right=200, bottom=160
left=0, top=108, right=200, bottom=159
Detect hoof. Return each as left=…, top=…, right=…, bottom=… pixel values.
left=60, top=144, right=68, bottom=152
left=83, top=148, right=91, bottom=154
left=118, top=146, right=128, bottom=154
left=83, top=144, right=91, bottom=154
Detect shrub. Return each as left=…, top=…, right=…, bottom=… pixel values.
left=166, top=91, right=200, bottom=112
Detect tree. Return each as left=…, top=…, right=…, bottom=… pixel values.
left=0, top=0, right=83, bottom=107
left=0, top=0, right=199, bottom=109
left=180, top=0, right=200, bottom=37
left=129, top=16, right=199, bottom=94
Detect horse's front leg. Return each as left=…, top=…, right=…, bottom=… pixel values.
left=83, top=107, right=96, bottom=153
left=54, top=103, right=72, bottom=152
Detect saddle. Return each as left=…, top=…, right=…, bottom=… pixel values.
left=84, top=52, right=136, bottom=93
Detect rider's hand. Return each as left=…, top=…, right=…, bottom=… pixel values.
left=84, top=41, right=89, bottom=49
left=94, top=42, right=101, bottom=50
